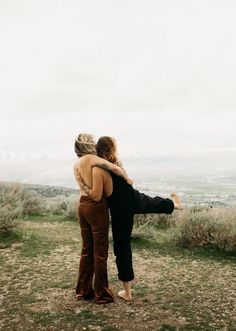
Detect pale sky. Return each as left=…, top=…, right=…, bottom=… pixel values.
left=0, top=0, right=236, bottom=187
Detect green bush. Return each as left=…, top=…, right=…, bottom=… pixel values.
left=0, top=183, right=46, bottom=234
left=0, top=184, right=22, bottom=233
left=173, top=208, right=236, bottom=253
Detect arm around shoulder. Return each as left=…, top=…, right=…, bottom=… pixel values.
left=92, top=155, right=134, bottom=185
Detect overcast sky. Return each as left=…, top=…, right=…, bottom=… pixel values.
left=0, top=0, right=236, bottom=186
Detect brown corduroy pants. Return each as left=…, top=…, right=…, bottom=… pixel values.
left=76, top=195, right=114, bottom=304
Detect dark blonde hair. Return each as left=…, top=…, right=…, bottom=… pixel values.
left=96, top=136, right=122, bottom=166
left=74, top=133, right=97, bottom=157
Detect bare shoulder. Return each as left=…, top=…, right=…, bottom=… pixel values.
left=91, top=155, right=104, bottom=162
left=79, top=154, right=96, bottom=165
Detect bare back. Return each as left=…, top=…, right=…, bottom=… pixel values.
left=76, top=155, right=95, bottom=189
left=75, top=154, right=113, bottom=197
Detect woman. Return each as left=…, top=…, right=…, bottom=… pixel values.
left=78, top=136, right=183, bottom=301
left=73, top=133, right=133, bottom=304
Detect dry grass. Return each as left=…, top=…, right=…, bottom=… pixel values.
left=0, top=216, right=236, bottom=331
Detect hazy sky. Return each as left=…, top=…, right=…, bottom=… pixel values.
left=0, top=0, right=236, bottom=186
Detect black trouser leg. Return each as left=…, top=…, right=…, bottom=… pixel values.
left=111, top=211, right=134, bottom=282
left=133, top=190, right=174, bottom=214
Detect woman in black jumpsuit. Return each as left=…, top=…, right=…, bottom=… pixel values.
left=97, top=136, right=179, bottom=300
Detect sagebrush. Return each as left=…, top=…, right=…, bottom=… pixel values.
left=0, top=184, right=22, bottom=232
left=0, top=183, right=45, bottom=233
left=173, top=207, right=236, bottom=253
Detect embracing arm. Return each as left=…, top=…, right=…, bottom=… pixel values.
left=92, top=155, right=133, bottom=185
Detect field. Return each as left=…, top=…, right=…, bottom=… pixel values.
left=1, top=214, right=236, bottom=331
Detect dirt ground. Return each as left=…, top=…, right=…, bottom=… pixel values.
left=0, top=216, right=236, bottom=331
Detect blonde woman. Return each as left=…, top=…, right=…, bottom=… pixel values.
left=73, top=133, right=132, bottom=304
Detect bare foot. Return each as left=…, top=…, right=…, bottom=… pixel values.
left=118, top=290, right=132, bottom=301
left=171, top=192, right=184, bottom=210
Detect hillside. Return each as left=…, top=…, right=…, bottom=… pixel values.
left=0, top=181, right=79, bottom=198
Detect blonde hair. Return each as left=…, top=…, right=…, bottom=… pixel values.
left=74, top=133, right=97, bottom=157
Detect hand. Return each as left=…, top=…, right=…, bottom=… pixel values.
left=126, top=177, right=134, bottom=185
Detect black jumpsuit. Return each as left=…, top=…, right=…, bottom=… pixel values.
left=107, top=172, right=174, bottom=282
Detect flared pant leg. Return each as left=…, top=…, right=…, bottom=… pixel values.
left=76, top=197, right=114, bottom=304
left=76, top=212, right=95, bottom=299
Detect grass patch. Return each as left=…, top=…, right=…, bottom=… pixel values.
left=51, top=281, right=73, bottom=289
left=133, top=283, right=149, bottom=296
left=23, top=214, right=75, bottom=223
left=20, top=295, right=38, bottom=304
left=0, top=229, right=22, bottom=248
left=101, top=327, right=119, bottom=331
left=24, top=310, right=110, bottom=329
left=160, top=324, right=177, bottom=331
left=17, top=231, right=56, bottom=257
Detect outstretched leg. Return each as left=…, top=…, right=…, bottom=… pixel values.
left=133, top=189, right=184, bottom=215
left=133, top=190, right=175, bottom=214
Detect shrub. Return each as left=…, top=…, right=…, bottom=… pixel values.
left=0, top=205, right=21, bottom=233
left=63, top=195, right=78, bottom=219
left=44, top=197, right=66, bottom=215
left=134, top=213, right=176, bottom=228
left=20, top=189, right=44, bottom=216
left=44, top=195, right=78, bottom=219
left=0, top=183, right=45, bottom=234
left=132, top=212, right=179, bottom=240
left=173, top=208, right=236, bottom=253
left=0, top=183, right=22, bottom=233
